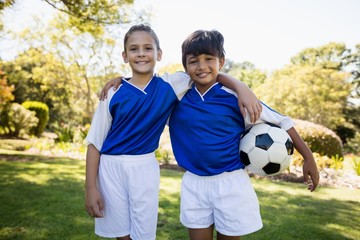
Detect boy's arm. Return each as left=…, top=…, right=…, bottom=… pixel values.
left=99, top=77, right=122, bottom=100
left=217, top=73, right=262, bottom=123
left=286, top=127, right=320, bottom=192
left=85, top=144, right=104, bottom=218
left=99, top=73, right=262, bottom=123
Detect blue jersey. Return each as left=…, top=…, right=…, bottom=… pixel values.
left=169, top=83, right=294, bottom=176
left=86, top=73, right=191, bottom=155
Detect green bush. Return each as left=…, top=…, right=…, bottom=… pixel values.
left=0, top=103, right=39, bottom=138
left=293, top=119, right=344, bottom=168
left=22, top=101, right=49, bottom=137
left=344, top=131, right=360, bottom=154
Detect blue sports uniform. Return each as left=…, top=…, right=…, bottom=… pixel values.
left=169, top=82, right=294, bottom=176
left=86, top=72, right=190, bottom=240
left=87, top=72, right=190, bottom=153
left=169, top=82, right=293, bottom=236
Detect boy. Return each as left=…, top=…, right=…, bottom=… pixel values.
left=168, top=29, right=319, bottom=239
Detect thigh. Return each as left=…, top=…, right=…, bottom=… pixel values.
left=180, top=172, right=213, bottom=229
left=188, top=225, right=214, bottom=240
left=126, top=155, right=160, bottom=240
left=213, top=170, right=263, bottom=236
left=96, top=156, right=131, bottom=238
left=216, top=231, right=240, bottom=240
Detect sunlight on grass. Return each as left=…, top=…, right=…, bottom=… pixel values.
left=1, top=155, right=359, bottom=240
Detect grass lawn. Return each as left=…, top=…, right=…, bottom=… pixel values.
left=0, top=151, right=359, bottom=240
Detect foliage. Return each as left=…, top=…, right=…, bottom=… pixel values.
left=226, top=60, right=267, bottom=89
left=293, top=119, right=343, bottom=159
left=344, top=131, right=360, bottom=154
left=255, top=65, right=351, bottom=129
left=44, top=0, right=136, bottom=35
left=52, top=122, right=75, bottom=143
left=158, top=63, right=184, bottom=75
left=343, top=43, right=360, bottom=98
left=1, top=50, right=77, bottom=126
left=0, top=103, right=38, bottom=138
left=351, top=156, right=360, bottom=176
left=155, top=148, right=171, bottom=164
left=0, top=0, right=15, bottom=10
left=0, top=70, right=14, bottom=108
left=22, top=101, right=49, bottom=137
left=290, top=42, right=348, bottom=70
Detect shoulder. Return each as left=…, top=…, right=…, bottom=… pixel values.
left=220, top=86, right=237, bottom=98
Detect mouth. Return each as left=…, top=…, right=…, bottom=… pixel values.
left=135, top=61, right=149, bottom=65
left=197, top=72, right=209, bottom=78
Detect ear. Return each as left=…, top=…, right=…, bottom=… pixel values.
left=122, top=51, right=129, bottom=63
left=219, top=57, right=225, bottom=70
left=157, top=49, right=163, bottom=61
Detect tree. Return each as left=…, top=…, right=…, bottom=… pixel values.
left=1, top=1, right=150, bottom=127
left=290, top=42, right=349, bottom=71
left=226, top=60, right=267, bottom=89
left=255, top=65, right=351, bottom=130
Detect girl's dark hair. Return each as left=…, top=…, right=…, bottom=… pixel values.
left=181, top=30, right=225, bottom=69
left=123, top=24, right=161, bottom=51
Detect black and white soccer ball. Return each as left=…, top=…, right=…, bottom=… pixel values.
left=239, top=123, right=294, bottom=176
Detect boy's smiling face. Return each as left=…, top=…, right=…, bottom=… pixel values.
left=185, top=53, right=225, bottom=94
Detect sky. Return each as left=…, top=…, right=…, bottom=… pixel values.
left=2, top=0, right=360, bottom=72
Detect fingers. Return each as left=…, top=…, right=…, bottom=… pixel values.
left=239, top=105, right=246, bottom=119
left=247, top=105, right=260, bottom=123
left=85, top=201, right=104, bottom=218
left=99, top=89, right=106, bottom=101
left=303, top=172, right=319, bottom=192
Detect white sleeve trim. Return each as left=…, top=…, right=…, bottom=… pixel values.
left=85, top=87, right=119, bottom=151
left=161, top=71, right=192, bottom=100
left=244, top=103, right=294, bottom=130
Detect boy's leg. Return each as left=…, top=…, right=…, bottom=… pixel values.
left=188, top=225, right=214, bottom=240
left=216, top=231, right=240, bottom=240
left=116, top=236, right=131, bottom=240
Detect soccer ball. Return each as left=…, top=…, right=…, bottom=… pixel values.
left=239, top=123, right=294, bottom=176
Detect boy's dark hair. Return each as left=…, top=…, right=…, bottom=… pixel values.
left=181, top=30, right=225, bottom=69
left=123, top=24, right=161, bottom=51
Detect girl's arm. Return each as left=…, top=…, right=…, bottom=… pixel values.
left=85, top=144, right=104, bottom=218
left=287, top=127, right=320, bottom=192
left=217, top=72, right=262, bottom=123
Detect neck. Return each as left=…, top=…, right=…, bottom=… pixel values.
left=129, top=72, right=154, bottom=89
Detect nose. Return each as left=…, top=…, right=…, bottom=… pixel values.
left=138, top=48, right=145, bottom=57
left=197, top=59, right=206, bottom=69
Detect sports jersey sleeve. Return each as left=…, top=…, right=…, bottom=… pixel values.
left=85, top=88, right=117, bottom=151
left=160, top=71, right=192, bottom=100
left=244, top=102, right=295, bottom=130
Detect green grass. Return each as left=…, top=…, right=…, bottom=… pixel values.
left=1, top=151, right=359, bottom=240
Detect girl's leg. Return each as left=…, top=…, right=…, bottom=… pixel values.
left=188, top=225, right=214, bottom=240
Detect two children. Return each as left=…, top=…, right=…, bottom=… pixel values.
left=85, top=24, right=262, bottom=240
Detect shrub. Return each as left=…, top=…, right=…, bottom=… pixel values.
left=22, top=101, right=49, bottom=137
left=351, top=156, right=360, bottom=176
left=1, top=103, right=39, bottom=138
left=294, top=119, right=343, bottom=158
left=344, top=131, right=360, bottom=154
left=52, top=122, right=75, bottom=143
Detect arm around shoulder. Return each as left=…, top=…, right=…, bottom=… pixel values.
left=217, top=72, right=261, bottom=123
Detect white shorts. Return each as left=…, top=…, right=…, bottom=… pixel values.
left=180, top=169, right=263, bottom=236
left=95, top=153, right=160, bottom=240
